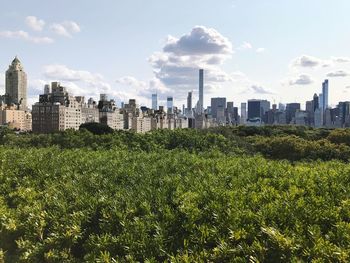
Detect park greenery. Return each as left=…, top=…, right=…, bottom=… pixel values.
left=1, top=125, right=350, bottom=261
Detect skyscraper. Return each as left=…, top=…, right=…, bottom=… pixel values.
left=44, top=84, right=51, bottom=95
left=248, top=99, right=270, bottom=121
left=152, top=94, right=158, bottom=110
left=187, top=91, right=192, bottom=116
left=313, top=93, right=319, bottom=111
left=319, top=94, right=324, bottom=110
left=286, top=103, right=301, bottom=124
left=240, top=103, right=247, bottom=124
left=226, top=101, right=234, bottom=124
left=5, top=56, right=27, bottom=109
left=187, top=92, right=192, bottom=111
left=167, top=96, right=173, bottom=114
left=211, top=97, right=226, bottom=123
left=198, top=69, right=204, bottom=114
left=322, top=79, right=329, bottom=110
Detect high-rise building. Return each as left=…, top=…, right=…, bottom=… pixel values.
left=314, top=108, right=324, bottom=128
left=278, top=103, right=286, bottom=111
left=319, top=94, right=324, bottom=110
left=152, top=94, right=158, bottom=110
left=322, top=79, right=329, bottom=109
left=248, top=99, right=270, bottom=121
left=167, top=96, right=173, bottom=114
left=226, top=101, right=234, bottom=124
left=211, top=97, right=226, bottom=123
left=338, top=101, right=350, bottom=127
left=198, top=69, right=204, bottom=114
left=187, top=91, right=192, bottom=111
left=44, top=84, right=51, bottom=95
left=240, top=103, right=247, bottom=124
left=313, top=93, right=319, bottom=111
left=5, top=56, right=27, bottom=109
left=286, top=103, right=301, bottom=124
left=32, top=82, right=82, bottom=133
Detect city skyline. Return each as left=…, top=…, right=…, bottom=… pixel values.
left=0, top=56, right=342, bottom=112
left=1, top=0, right=350, bottom=108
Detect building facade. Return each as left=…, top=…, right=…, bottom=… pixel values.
left=5, top=57, right=27, bottom=110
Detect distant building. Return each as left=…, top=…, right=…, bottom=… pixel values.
left=5, top=57, right=27, bottom=110
left=278, top=103, right=286, bottom=111
left=314, top=108, right=324, bottom=128
left=0, top=105, right=31, bottom=131
left=240, top=103, right=247, bottom=124
left=338, top=101, right=350, bottom=127
left=186, top=91, right=193, bottom=117
left=151, top=94, right=158, bottom=110
left=82, top=98, right=99, bottom=123
left=313, top=93, right=319, bottom=111
left=322, top=79, right=329, bottom=109
left=198, top=69, right=204, bottom=114
left=226, top=101, right=234, bottom=124
left=286, top=103, right=300, bottom=124
left=295, top=110, right=308, bottom=126
left=211, top=97, right=226, bottom=124
left=167, top=96, right=173, bottom=114
left=32, top=82, right=82, bottom=133
left=248, top=99, right=270, bottom=122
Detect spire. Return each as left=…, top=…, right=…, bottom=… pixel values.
left=12, top=56, right=20, bottom=65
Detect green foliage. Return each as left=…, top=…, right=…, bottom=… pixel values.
left=1, top=148, right=350, bottom=261
left=80, top=122, right=114, bottom=135
left=328, top=129, right=350, bottom=146
left=1, top=125, right=349, bottom=162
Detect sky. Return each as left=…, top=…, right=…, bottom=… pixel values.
left=1, top=0, right=350, bottom=110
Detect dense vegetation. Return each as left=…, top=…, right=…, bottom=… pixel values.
left=1, top=126, right=350, bottom=261
left=1, top=125, right=350, bottom=162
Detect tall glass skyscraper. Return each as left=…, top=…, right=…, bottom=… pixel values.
left=248, top=99, right=270, bottom=121
left=167, top=96, right=173, bottom=114
left=151, top=94, right=158, bottom=110
left=322, top=79, right=329, bottom=110
left=199, top=69, right=204, bottom=114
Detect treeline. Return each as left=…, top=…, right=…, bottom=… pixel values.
left=1, top=125, right=350, bottom=162
left=1, top=149, right=350, bottom=262
left=0, top=125, right=349, bottom=161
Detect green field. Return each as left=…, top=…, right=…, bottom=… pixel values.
left=1, top=126, right=350, bottom=262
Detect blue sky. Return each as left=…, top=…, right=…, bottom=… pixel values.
left=1, top=0, right=350, bottom=109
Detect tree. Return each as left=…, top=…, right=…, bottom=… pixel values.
left=79, top=122, right=114, bottom=135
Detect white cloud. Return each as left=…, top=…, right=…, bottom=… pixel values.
left=50, top=24, right=70, bottom=37
left=50, top=21, right=81, bottom=37
left=116, top=76, right=147, bottom=90
left=149, top=26, right=234, bottom=100
left=25, top=16, right=45, bottom=31
left=62, top=21, right=80, bottom=33
left=115, top=76, right=172, bottom=105
left=256, top=48, right=265, bottom=53
left=292, top=55, right=324, bottom=68
left=331, top=57, right=350, bottom=63
left=289, top=74, right=313, bottom=85
left=239, top=41, right=253, bottom=50
left=42, top=64, right=111, bottom=98
left=250, top=85, right=274, bottom=95
left=0, top=30, right=53, bottom=44
left=163, top=26, right=232, bottom=56
left=327, top=70, right=350, bottom=77
left=291, top=55, right=350, bottom=69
